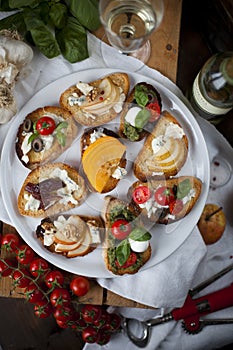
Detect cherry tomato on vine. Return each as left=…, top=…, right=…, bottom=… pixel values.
left=169, top=199, right=184, bottom=215
left=0, top=258, right=15, bottom=277
left=36, top=116, right=56, bottom=135
left=108, top=312, right=122, bottom=331
left=53, top=305, right=74, bottom=323
left=34, top=300, right=53, bottom=319
left=111, top=219, right=132, bottom=240
left=56, top=319, right=70, bottom=329
left=50, top=287, right=71, bottom=308
left=25, top=283, right=45, bottom=304
left=116, top=251, right=137, bottom=269
left=82, top=326, right=99, bottom=344
left=29, top=258, right=49, bottom=278
left=1, top=233, right=20, bottom=252
left=132, top=185, right=151, bottom=204
left=16, top=244, right=35, bottom=265
left=44, top=270, right=64, bottom=289
left=96, top=330, right=111, bottom=345
left=154, top=186, right=175, bottom=206
left=81, top=304, right=102, bottom=324
left=70, top=276, right=90, bottom=297
left=12, top=268, right=31, bottom=288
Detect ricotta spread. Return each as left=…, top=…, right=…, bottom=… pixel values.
left=112, top=167, right=127, bottom=179
left=152, top=122, right=185, bottom=154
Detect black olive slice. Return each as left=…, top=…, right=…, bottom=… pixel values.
left=32, top=138, right=44, bottom=152
left=23, top=119, right=33, bottom=132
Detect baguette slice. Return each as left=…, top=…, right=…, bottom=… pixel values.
left=128, top=176, right=202, bottom=224
left=119, top=82, right=162, bottom=141
left=101, top=196, right=152, bottom=276
left=36, top=215, right=104, bottom=258
left=134, top=110, right=189, bottom=181
left=16, top=106, right=78, bottom=170
left=18, top=162, right=87, bottom=218
left=81, top=127, right=127, bottom=193
left=59, top=73, right=130, bottom=127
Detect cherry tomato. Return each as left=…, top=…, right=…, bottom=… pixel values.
left=93, top=309, right=111, bottom=328
left=70, top=276, right=90, bottom=297
left=96, top=330, right=111, bottom=345
left=146, top=101, right=161, bottom=122
left=12, top=268, right=31, bottom=288
left=0, top=258, right=15, bottom=277
left=53, top=305, right=74, bottom=322
left=154, top=186, right=175, bottom=206
left=34, top=300, right=53, bottom=319
left=44, top=270, right=64, bottom=289
left=16, top=244, right=35, bottom=265
left=25, top=283, right=45, bottom=303
left=108, top=312, right=122, bottom=331
left=29, top=258, right=49, bottom=278
left=169, top=199, right=184, bottom=215
left=116, top=251, right=137, bottom=268
left=81, top=304, right=102, bottom=324
left=132, top=185, right=151, bottom=204
left=82, top=326, right=99, bottom=344
left=36, top=116, right=56, bottom=135
left=1, top=233, right=20, bottom=252
left=111, top=219, right=132, bottom=240
left=50, top=287, right=71, bottom=308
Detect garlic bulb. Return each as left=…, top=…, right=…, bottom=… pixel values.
left=0, top=80, right=17, bottom=124
left=0, top=34, right=33, bottom=70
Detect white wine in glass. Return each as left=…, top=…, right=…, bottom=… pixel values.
left=99, top=0, right=164, bottom=63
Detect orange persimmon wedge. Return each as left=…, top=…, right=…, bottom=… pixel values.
left=82, top=136, right=126, bottom=193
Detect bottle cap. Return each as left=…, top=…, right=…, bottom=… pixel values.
left=220, top=57, right=233, bottom=85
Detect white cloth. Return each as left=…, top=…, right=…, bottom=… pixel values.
left=0, top=18, right=233, bottom=348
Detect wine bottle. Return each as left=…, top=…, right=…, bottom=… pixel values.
left=189, top=51, right=233, bottom=124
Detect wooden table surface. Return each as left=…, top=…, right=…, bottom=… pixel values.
left=0, top=0, right=183, bottom=308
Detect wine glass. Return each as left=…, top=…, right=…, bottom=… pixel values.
left=209, top=155, right=232, bottom=188
left=99, top=0, right=164, bottom=67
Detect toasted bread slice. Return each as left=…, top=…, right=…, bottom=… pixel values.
left=18, top=162, right=87, bottom=218
left=101, top=196, right=152, bottom=276
left=119, top=82, right=162, bottom=141
left=59, top=73, right=130, bottom=126
left=36, top=215, right=104, bottom=258
left=133, top=110, right=189, bottom=181
left=81, top=128, right=127, bottom=193
left=16, top=106, right=78, bottom=170
left=128, top=176, right=202, bottom=224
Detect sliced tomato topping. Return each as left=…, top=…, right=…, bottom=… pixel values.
left=154, top=186, right=175, bottom=206
left=115, top=251, right=137, bottom=268
left=169, top=199, right=184, bottom=215
left=132, top=185, right=151, bottom=204
left=146, top=101, right=161, bottom=122
left=111, top=219, right=131, bottom=240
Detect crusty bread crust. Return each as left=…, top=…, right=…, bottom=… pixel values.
left=16, top=106, right=78, bottom=170
left=134, top=110, right=189, bottom=181
left=59, top=73, right=130, bottom=126
left=36, top=215, right=104, bottom=258
left=18, top=162, right=87, bottom=218
left=128, top=176, right=202, bottom=224
left=101, top=196, right=152, bottom=275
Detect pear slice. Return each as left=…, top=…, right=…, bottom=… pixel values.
left=55, top=241, right=82, bottom=253
left=80, top=78, right=113, bottom=108
left=67, top=230, right=92, bottom=257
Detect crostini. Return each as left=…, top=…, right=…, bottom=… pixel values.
left=16, top=106, right=78, bottom=169
left=101, top=196, right=152, bottom=275
left=18, top=162, right=87, bottom=218
left=128, top=176, right=202, bottom=224
left=133, top=110, right=189, bottom=181
left=119, top=82, right=162, bottom=141
left=80, top=127, right=127, bottom=193
left=59, top=72, right=130, bottom=127
left=36, top=214, right=104, bottom=258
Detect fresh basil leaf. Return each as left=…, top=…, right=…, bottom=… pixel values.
left=9, top=0, right=39, bottom=8
left=135, top=108, right=151, bottom=129
left=0, top=12, right=26, bottom=34
left=134, top=85, right=149, bottom=107
left=176, top=179, right=191, bottom=199
left=56, top=16, right=88, bottom=63
left=116, top=240, right=130, bottom=266
left=28, top=132, right=39, bottom=144
left=0, top=0, right=11, bottom=10
left=49, top=3, right=67, bottom=29
left=55, top=121, right=68, bottom=131
left=56, top=131, right=66, bottom=146
left=67, top=0, right=101, bottom=31
left=129, top=227, right=151, bottom=241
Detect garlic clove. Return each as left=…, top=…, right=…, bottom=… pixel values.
left=0, top=35, right=33, bottom=70
left=0, top=80, right=17, bottom=124
left=0, top=62, right=19, bottom=85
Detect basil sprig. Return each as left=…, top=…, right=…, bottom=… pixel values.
left=176, top=179, right=191, bottom=199
left=133, top=85, right=157, bottom=129
left=0, top=0, right=101, bottom=63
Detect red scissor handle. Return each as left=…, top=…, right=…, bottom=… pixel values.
left=172, top=283, right=233, bottom=321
